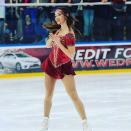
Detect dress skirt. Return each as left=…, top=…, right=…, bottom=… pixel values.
left=41, top=58, right=76, bottom=79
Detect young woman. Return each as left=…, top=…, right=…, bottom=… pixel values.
left=40, top=7, right=92, bottom=131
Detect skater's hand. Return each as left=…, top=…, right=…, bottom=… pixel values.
left=51, top=34, right=61, bottom=47
left=46, top=33, right=56, bottom=48
left=48, top=33, right=54, bottom=41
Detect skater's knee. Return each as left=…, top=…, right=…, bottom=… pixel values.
left=44, top=94, right=53, bottom=102
left=69, top=90, right=79, bottom=102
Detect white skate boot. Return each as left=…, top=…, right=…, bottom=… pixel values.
left=40, top=117, right=49, bottom=131
left=82, top=119, right=92, bottom=131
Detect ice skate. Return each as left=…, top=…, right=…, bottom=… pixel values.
left=40, top=117, right=49, bottom=131
left=82, top=119, right=92, bottom=131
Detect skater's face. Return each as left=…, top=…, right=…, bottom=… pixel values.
left=55, top=9, right=66, bottom=25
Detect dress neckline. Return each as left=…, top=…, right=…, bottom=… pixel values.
left=55, top=29, right=74, bottom=37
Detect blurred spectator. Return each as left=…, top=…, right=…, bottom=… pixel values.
left=82, top=0, right=94, bottom=41
left=22, top=7, right=38, bottom=24
left=6, top=0, right=20, bottom=43
left=22, top=14, right=36, bottom=43
left=110, top=0, right=126, bottom=40
left=22, top=7, right=38, bottom=42
left=16, top=7, right=24, bottom=43
left=0, top=0, right=5, bottom=43
left=3, top=22, right=11, bottom=43
left=5, top=0, right=26, bottom=43
left=126, top=0, right=131, bottom=40
left=17, top=1, right=30, bottom=41
left=93, top=0, right=111, bottom=41
left=36, top=7, right=49, bottom=43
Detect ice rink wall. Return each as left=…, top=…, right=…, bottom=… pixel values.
left=0, top=42, right=131, bottom=78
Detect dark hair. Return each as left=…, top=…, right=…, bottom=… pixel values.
left=43, top=23, right=61, bottom=33
left=44, top=7, right=81, bottom=35
left=56, top=7, right=74, bottom=30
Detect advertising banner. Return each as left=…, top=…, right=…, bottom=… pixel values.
left=73, top=45, right=131, bottom=70
left=0, top=44, right=131, bottom=74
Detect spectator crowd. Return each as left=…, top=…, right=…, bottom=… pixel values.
left=0, top=0, right=131, bottom=44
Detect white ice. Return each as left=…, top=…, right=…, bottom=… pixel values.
left=0, top=73, right=131, bottom=131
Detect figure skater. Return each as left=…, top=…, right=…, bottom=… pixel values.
left=40, top=7, right=92, bottom=131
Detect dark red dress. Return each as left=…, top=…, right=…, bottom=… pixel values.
left=41, top=33, right=76, bottom=79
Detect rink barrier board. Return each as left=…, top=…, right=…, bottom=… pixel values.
left=0, top=42, right=131, bottom=78
left=0, top=69, right=131, bottom=79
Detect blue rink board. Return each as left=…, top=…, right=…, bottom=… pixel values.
left=0, top=40, right=131, bottom=47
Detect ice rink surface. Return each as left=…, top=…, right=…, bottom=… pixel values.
left=0, top=73, right=131, bottom=131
